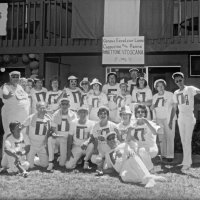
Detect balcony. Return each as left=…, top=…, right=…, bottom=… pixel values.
left=1, top=0, right=200, bottom=54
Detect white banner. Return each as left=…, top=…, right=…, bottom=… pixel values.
left=104, top=0, right=140, bottom=37
left=0, top=3, right=8, bottom=36
left=102, top=36, right=145, bottom=65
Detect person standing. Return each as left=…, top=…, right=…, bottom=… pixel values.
left=172, top=72, right=200, bottom=170
left=127, top=68, right=139, bottom=95
left=1, top=71, right=30, bottom=152
left=46, top=76, right=62, bottom=114
left=88, top=78, right=108, bottom=121
left=30, top=76, right=47, bottom=114
left=102, top=72, right=120, bottom=122
left=151, top=79, right=176, bottom=162
left=131, top=74, right=153, bottom=119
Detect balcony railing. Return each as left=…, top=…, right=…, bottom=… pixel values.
left=0, top=0, right=101, bottom=54
left=1, top=0, right=200, bottom=53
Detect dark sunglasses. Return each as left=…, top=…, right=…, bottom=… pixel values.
left=136, top=110, right=145, bottom=114
left=107, top=136, right=116, bottom=141
left=175, top=79, right=183, bottom=84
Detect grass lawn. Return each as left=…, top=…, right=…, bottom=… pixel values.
left=1, top=155, right=200, bottom=200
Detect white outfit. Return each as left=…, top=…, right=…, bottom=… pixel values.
left=2, top=84, right=30, bottom=153
left=131, top=121, right=160, bottom=170
left=63, top=87, right=82, bottom=112
left=152, top=91, right=176, bottom=158
left=127, top=80, right=136, bottom=95
left=102, top=83, right=120, bottom=122
left=132, top=87, right=153, bottom=119
left=30, top=87, right=48, bottom=114
left=46, top=90, right=62, bottom=113
left=23, top=113, right=51, bottom=168
left=173, top=86, right=199, bottom=166
left=65, top=119, right=95, bottom=169
left=104, top=143, right=154, bottom=185
left=115, top=94, right=132, bottom=123
left=88, top=92, right=108, bottom=121
left=91, top=121, right=118, bottom=164
left=48, top=109, right=76, bottom=166
left=1, top=133, right=29, bottom=173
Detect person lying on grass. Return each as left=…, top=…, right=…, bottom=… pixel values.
left=0, top=121, right=30, bottom=177
left=102, top=132, right=166, bottom=188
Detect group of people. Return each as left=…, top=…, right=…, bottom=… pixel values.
left=0, top=68, right=199, bottom=188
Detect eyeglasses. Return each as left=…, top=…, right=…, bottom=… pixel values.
left=136, top=110, right=145, bottom=114
left=107, top=136, right=116, bottom=141
left=175, top=79, right=183, bottom=84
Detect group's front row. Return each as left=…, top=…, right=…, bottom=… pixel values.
left=0, top=99, right=167, bottom=188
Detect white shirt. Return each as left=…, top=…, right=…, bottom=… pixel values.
left=69, top=119, right=94, bottom=146
left=63, top=87, right=82, bottom=112
left=173, top=86, right=199, bottom=115
left=153, top=91, right=175, bottom=121
left=92, top=121, right=118, bottom=144
left=30, top=87, right=48, bottom=113
left=23, top=114, right=51, bottom=147
left=46, top=90, right=62, bottom=111
left=132, top=87, right=152, bottom=103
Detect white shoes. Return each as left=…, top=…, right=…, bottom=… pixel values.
left=47, top=163, right=54, bottom=171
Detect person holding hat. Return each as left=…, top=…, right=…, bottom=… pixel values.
left=171, top=72, right=200, bottom=170
left=30, top=76, right=47, bottom=114
left=79, top=77, right=93, bottom=107
left=61, top=75, right=82, bottom=113
left=90, top=106, right=119, bottom=174
left=1, top=121, right=30, bottom=177
left=45, top=76, right=62, bottom=114
left=1, top=71, right=30, bottom=155
left=102, top=72, right=120, bottom=122
left=151, top=79, right=176, bottom=162
left=127, top=68, right=139, bottom=95
left=66, top=105, right=95, bottom=170
left=47, top=97, right=76, bottom=170
left=115, top=79, right=132, bottom=123
left=103, top=132, right=166, bottom=188
left=88, top=78, right=108, bottom=121
left=131, top=74, right=153, bottom=120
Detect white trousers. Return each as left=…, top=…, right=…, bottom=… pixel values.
left=28, top=145, right=48, bottom=168
left=178, top=114, right=196, bottom=166
left=48, top=136, right=67, bottom=166
left=157, top=118, right=175, bottom=158
left=120, top=155, right=152, bottom=184
left=138, top=146, right=158, bottom=171
left=65, top=143, right=94, bottom=169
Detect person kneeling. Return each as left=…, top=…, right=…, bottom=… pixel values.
left=65, top=106, right=94, bottom=170
left=103, top=132, right=166, bottom=188
left=1, top=121, right=30, bottom=177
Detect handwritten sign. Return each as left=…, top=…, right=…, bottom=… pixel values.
left=102, top=36, right=144, bottom=65
left=0, top=3, right=8, bottom=36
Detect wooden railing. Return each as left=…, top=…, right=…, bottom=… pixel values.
left=0, top=0, right=101, bottom=54
left=1, top=0, right=200, bottom=53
